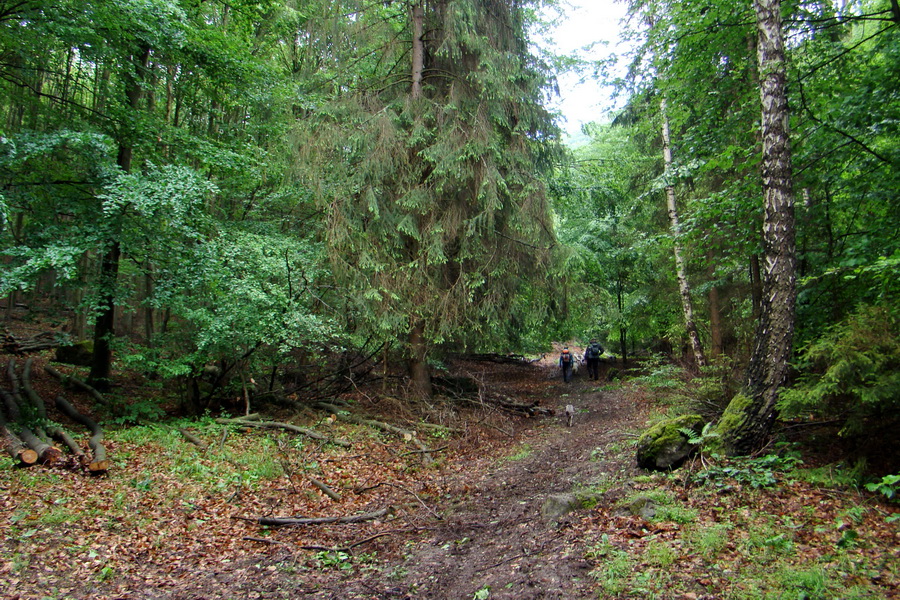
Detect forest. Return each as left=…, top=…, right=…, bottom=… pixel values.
left=1, top=0, right=898, bottom=598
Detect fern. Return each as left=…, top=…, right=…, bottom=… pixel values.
left=679, top=421, right=719, bottom=446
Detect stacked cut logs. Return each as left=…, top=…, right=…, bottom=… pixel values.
left=1, top=358, right=109, bottom=472
left=2, top=330, right=63, bottom=354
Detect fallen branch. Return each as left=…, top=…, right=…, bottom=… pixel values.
left=214, top=417, right=351, bottom=448
left=296, top=531, right=397, bottom=553
left=235, top=507, right=393, bottom=528
left=353, top=481, right=442, bottom=520
left=315, top=403, right=433, bottom=464
left=48, top=425, right=86, bottom=464
left=308, top=475, right=342, bottom=501
left=398, top=445, right=448, bottom=458
left=178, top=428, right=208, bottom=450
left=53, top=395, right=109, bottom=473
left=243, top=536, right=290, bottom=546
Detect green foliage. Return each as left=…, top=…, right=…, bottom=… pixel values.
left=294, top=0, right=561, bottom=365
left=313, top=550, right=353, bottom=571
left=692, top=450, right=803, bottom=491
left=473, top=586, right=491, bottom=600
left=794, top=460, right=868, bottom=490
left=778, top=305, right=900, bottom=436
left=678, top=421, right=718, bottom=447
left=866, top=474, right=900, bottom=502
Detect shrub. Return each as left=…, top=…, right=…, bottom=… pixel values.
left=777, top=305, right=900, bottom=436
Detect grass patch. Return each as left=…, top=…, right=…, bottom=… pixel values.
left=505, top=443, right=534, bottom=462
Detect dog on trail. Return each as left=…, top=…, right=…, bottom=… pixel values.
left=565, top=404, right=575, bottom=427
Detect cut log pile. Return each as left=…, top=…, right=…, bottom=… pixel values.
left=1, top=358, right=110, bottom=473
left=2, top=329, right=63, bottom=355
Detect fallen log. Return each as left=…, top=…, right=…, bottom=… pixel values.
left=214, top=417, right=351, bottom=448
left=21, top=358, right=48, bottom=419
left=53, top=395, right=109, bottom=473
left=1, top=330, right=61, bottom=354
left=0, top=410, right=38, bottom=465
left=8, top=358, right=53, bottom=446
left=178, top=428, right=208, bottom=450
left=2, top=372, right=60, bottom=462
left=235, top=507, right=392, bottom=528
left=0, top=388, right=22, bottom=422
left=17, top=425, right=63, bottom=463
left=314, top=403, right=433, bottom=464
left=489, top=395, right=553, bottom=417
left=308, top=476, right=342, bottom=501
left=48, top=426, right=86, bottom=464
left=43, top=365, right=107, bottom=406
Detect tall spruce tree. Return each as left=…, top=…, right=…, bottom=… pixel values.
left=294, top=0, right=560, bottom=398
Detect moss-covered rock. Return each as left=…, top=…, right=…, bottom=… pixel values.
left=635, top=414, right=704, bottom=471
left=54, top=340, right=94, bottom=367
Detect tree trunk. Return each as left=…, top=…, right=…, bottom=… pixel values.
left=661, top=99, right=706, bottom=368
left=410, top=1, right=424, bottom=101
left=708, top=281, right=723, bottom=358
left=89, top=45, right=151, bottom=390
left=749, top=253, right=762, bottom=320
left=719, top=0, right=797, bottom=455
left=408, top=319, right=432, bottom=399
left=616, top=274, right=628, bottom=364
left=404, top=5, right=431, bottom=400
left=88, top=240, right=120, bottom=390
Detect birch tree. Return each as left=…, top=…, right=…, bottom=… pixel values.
left=718, top=0, right=797, bottom=454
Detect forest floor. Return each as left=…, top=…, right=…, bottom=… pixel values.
left=1, top=329, right=899, bottom=599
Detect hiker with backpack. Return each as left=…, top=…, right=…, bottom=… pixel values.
left=585, top=339, right=603, bottom=381
left=559, top=346, right=575, bottom=382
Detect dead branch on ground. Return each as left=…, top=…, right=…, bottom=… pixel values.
left=234, top=507, right=393, bottom=528
left=314, top=402, right=433, bottom=464
left=214, top=416, right=351, bottom=448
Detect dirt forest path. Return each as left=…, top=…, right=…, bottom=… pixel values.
left=332, top=360, right=651, bottom=600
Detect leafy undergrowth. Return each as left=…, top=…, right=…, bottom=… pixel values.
left=0, top=354, right=898, bottom=600
left=0, top=397, right=523, bottom=599
left=571, top=455, right=900, bottom=599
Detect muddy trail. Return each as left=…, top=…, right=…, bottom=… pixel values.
left=321, top=360, right=649, bottom=599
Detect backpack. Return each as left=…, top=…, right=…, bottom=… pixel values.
left=587, top=343, right=601, bottom=359
left=561, top=350, right=572, bottom=364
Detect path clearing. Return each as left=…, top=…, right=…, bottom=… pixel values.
left=330, top=365, right=648, bottom=599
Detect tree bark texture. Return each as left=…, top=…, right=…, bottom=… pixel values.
left=721, top=0, right=797, bottom=455
left=410, top=1, right=424, bottom=101
left=661, top=99, right=707, bottom=368
left=408, top=319, right=432, bottom=400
